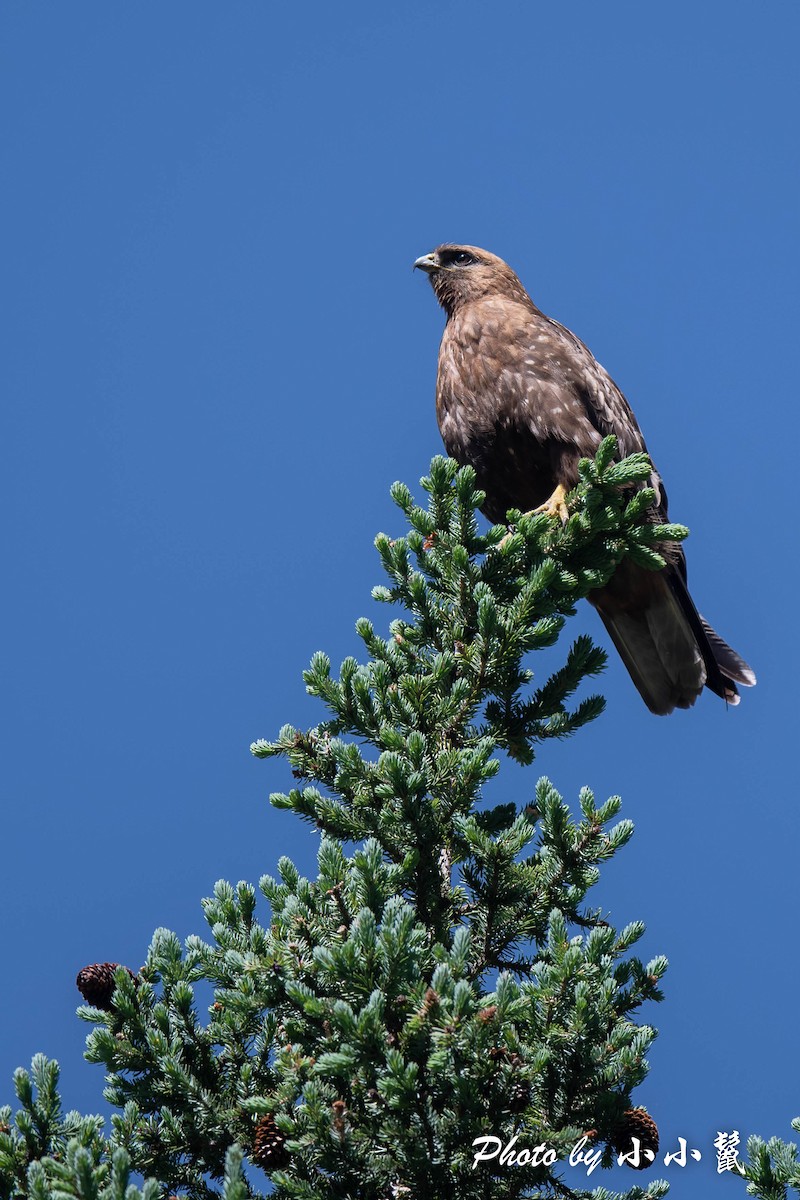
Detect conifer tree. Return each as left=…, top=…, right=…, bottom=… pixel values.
left=732, top=1122, right=800, bottom=1199
left=2, top=439, right=781, bottom=1200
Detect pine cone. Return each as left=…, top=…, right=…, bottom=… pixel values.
left=612, top=1108, right=659, bottom=1169
left=252, top=1114, right=290, bottom=1171
left=76, top=963, right=136, bottom=1011
left=331, top=1098, right=347, bottom=1139
left=507, top=1078, right=530, bottom=1113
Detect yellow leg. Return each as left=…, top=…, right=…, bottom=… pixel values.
left=532, top=483, right=569, bottom=523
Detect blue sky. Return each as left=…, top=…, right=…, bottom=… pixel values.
left=2, top=3, right=797, bottom=1196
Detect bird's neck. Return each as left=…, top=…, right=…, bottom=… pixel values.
left=434, top=282, right=535, bottom=320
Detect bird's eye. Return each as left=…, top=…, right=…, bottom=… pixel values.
left=440, top=249, right=476, bottom=267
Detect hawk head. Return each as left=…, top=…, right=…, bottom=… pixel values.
left=413, top=244, right=530, bottom=316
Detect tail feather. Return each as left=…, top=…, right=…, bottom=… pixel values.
left=595, top=592, right=705, bottom=715
left=668, top=571, right=756, bottom=704
left=699, top=616, right=757, bottom=688
left=591, top=562, right=755, bottom=715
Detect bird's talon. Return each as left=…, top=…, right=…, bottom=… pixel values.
left=531, top=485, right=570, bottom=524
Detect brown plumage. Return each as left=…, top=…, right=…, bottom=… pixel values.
left=414, top=243, right=755, bottom=715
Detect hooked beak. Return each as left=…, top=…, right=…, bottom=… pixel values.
left=413, top=251, right=439, bottom=274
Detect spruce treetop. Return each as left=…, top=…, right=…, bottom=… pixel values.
left=1, top=442, right=707, bottom=1200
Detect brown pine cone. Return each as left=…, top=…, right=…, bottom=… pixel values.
left=76, top=963, right=136, bottom=1011
left=612, top=1108, right=659, bottom=1169
left=252, top=1114, right=290, bottom=1171
left=507, top=1078, right=531, bottom=1113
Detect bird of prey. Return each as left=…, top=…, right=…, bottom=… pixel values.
left=414, top=243, right=755, bottom=715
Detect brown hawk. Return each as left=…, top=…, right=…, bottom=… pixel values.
left=414, top=243, right=755, bottom=715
